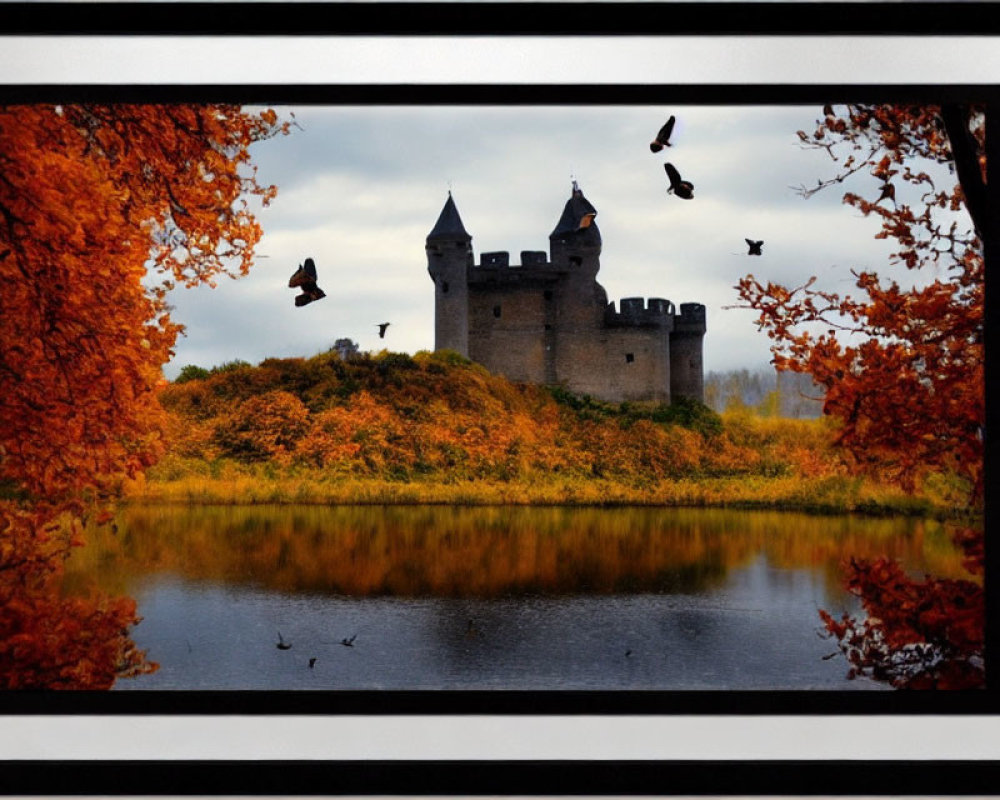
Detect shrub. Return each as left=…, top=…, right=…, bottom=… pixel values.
left=650, top=396, right=724, bottom=437
left=175, top=364, right=210, bottom=384
left=212, top=390, right=311, bottom=461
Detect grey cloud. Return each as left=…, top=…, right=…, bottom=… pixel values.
left=162, top=103, right=956, bottom=379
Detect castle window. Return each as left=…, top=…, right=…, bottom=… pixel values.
left=625, top=353, right=635, bottom=364
left=544, top=290, right=553, bottom=301
left=442, top=281, right=449, bottom=294
left=493, top=305, right=502, bottom=318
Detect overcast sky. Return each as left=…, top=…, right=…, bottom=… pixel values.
left=156, top=104, right=966, bottom=380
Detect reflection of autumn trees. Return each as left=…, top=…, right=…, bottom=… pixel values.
left=65, top=505, right=970, bottom=601
left=1, top=506, right=152, bottom=688
left=0, top=104, right=288, bottom=687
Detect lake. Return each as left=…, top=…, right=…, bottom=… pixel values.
left=62, top=504, right=968, bottom=690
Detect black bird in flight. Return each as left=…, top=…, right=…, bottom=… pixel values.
left=288, top=257, right=327, bottom=307
left=745, top=239, right=764, bottom=256
left=876, top=182, right=896, bottom=205
left=340, top=634, right=357, bottom=647
left=377, top=322, right=391, bottom=339
left=650, top=115, right=676, bottom=152
left=309, top=657, right=317, bottom=668
left=276, top=631, right=292, bottom=650
left=664, top=163, right=694, bottom=200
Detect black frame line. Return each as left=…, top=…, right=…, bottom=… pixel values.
left=0, top=687, right=995, bottom=715
left=0, top=84, right=997, bottom=106
left=3, top=759, right=1000, bottom=795
left=3, top=2, right=1000, bottom=36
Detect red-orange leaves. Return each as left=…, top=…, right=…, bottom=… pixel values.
left=1, top=103, right=288, bottom=688
left=755, top=104, right=985, bottom=689
left=213, top=391, right=312, bottom=462
left=735, top=107, right=984, bottom=500
left=1, top=104, right=287, bottom=501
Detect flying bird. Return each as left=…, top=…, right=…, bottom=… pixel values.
left=309, top=657, right=317, bottom=668
left=745, top=239, right=764, bottom=256
left=876, top=182, right=896, bottom=205
left=664, top=163, right=694, bottom=200
left=650, top=115, right=676, bottom=152
left=288, top=257, right=326, bottom=307
left=377, top=322, right=390, bottom=339
left=276, top=632, right=292, bottom=650
left=340, top=634, right=357, bottom=647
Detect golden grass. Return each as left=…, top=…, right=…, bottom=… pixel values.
left=124, top=464, right=973, bottom=520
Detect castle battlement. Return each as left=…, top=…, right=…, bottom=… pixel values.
left=426, top=183, right=706, bottom=404
left=479, top=251, right=510, bottom=267
left=605, top=297, right=676, bottom=328
left=477, top=250, right=554, bottom=270
left=675, top=302, right=707, bottom=332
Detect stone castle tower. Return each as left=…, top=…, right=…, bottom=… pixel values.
left=426, top=182, right=706, bottom=404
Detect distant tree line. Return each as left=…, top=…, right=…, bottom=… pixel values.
left=703, top=367, right=824, bottom=419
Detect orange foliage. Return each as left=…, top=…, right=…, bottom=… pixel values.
left=738, top=104, right=984, bottom=499
left=158, top=349, right=841, bottom=488
left=1, top=103, right=288, bottom=687
left=736, top=104, right=985, bottom=688
left=213, top=390, right=311, bottom=463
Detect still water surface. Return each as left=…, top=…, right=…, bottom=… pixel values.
left=64, top=504, right=966, bottom=690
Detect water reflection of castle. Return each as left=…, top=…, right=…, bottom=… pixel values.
left=426, top=182, right=706, bottom=405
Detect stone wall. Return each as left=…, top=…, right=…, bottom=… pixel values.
left=669, top=303, right=707, bottom=402
left=427, top=192, right=705, bottom=405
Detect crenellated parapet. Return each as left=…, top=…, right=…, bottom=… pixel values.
left=469, top=250, right=562, bottom=291
left=476, top=250, right=554, bottom=270
left=479, top=251, right=511, bottom=268
left=605, top=297, right=676, bottom=329
left=675, top=302, right=707, bottom=333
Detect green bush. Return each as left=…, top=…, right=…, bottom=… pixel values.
left=650, top=396, right=724, bottom=437
left=210, top=359, right=253, bottom=374
left=175, top=364, right=210, bottom=384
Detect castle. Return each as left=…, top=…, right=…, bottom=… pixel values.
left=426, top=182, right=706, bottom=405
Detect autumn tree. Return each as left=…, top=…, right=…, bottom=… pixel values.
left=0, top=103, right=288, bottom=687
left=734, top=104, right=985, bottom=688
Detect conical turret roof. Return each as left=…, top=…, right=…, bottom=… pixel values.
left=427, top=191, right=471, bottom=241
left=549, top=181, right=599, bottom=241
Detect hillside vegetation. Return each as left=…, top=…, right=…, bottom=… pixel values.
left=131, top=349, right=969, bottom=516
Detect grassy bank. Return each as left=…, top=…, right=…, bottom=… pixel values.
left=126, top=460, right=973, bottom=520
left=137, top=349, right=978, bottom=520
